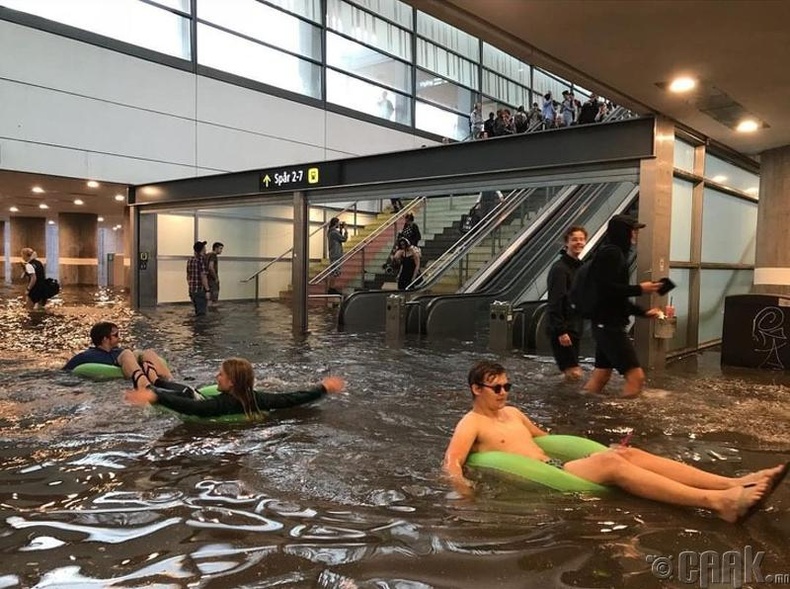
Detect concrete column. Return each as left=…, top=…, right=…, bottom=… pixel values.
left=634, top=116, right=675, bottom=370
left=9, top=216, right=46, bottom=285
left=58, top=212, right=98, bottom=285
left=753, top=145, right=790, bottom=295
left=292, top=191, right=308, bottom=335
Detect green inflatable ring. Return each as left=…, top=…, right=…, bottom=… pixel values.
left=153, top=384, right=267, bottom=424
left=71, top=363, right=125, bottom=380
left=465, top=435, right=611, bottom=494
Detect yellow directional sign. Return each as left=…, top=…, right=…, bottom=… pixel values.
left=259, top=163, right=339, bottom=192
left=308, top=167, right=319, bottom=184
left=263, top=174, right=271, bottom=187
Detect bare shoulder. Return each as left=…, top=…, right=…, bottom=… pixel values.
left=502, top=405, right=528, bottom=420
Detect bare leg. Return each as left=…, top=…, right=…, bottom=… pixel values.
left=116, top=349, right=150, bottom=391
left=565, top=450, right=770, bottom=522
left=611, top=446, right=770, bottom=490
left=583, top=367, right=611, bottom=394
left=621, top=367, right=645, bottom=398
left=139, top=349, right=173, bottom=381
left=564, top=366, right=583, bottom=381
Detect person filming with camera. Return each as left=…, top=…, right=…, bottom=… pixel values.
left=327, top=217, right=348, bottom=295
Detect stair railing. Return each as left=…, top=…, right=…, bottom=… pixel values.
left=309, top=197, right=427, bottom=287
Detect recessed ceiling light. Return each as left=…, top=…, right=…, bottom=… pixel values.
left=668, top=76, right=696, bottom=93
left=48, top=220, right=55, bottom=225
left=98, top=216, right=104, bottom=222
left=74, top=198, right=84, bottom=205
left=114, top=194, right=125, bottom=201
left=712, top=175, right=728, bottom=183
left=39, top=203, right=49, bottom=209
left=736, top=119, right=759, bottom=133
left=87, top=180, right=100, bottom=188
left=32, top=186, right=45, bottom=194
left=9, top=206, right=19, bottom=212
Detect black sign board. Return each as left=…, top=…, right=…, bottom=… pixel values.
left=259, top=163, right=340, bottom=192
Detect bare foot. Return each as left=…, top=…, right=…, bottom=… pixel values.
left=715, top=480, right=769, bottom=523
left=736, top=464, right=785, bottom=487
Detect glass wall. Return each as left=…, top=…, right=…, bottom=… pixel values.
left=1, top=0, right=603, bottom=140
left=669, top=178, right=693, bottom=263
left=705, top=153, right=760, bottom=196
left=674, top=139, right=696, bottom=174
left=701, top=188, right=757, bottom=264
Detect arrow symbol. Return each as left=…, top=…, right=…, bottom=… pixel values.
left=263, top=174, right=271, bottom=187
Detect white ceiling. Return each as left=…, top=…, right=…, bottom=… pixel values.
left=0, top=170, right=128, bottom=225
left=407, top=0, right=790, bottom=156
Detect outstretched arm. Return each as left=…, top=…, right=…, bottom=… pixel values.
left=253, top=376, right=345, bottom=410
left=443, top=415, right=479, bottom=496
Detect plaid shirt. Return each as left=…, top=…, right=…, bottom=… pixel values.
left=186, top=254, right=207, bottom=293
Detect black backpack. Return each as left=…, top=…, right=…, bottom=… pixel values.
left=43, top=277, right=60, bottom=299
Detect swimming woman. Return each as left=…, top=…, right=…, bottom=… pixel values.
left=124, top=357, right=344, bottom=420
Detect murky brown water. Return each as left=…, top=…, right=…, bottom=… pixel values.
left=0, top=285, right=788, bottom=588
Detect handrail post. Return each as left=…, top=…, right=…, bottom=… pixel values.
left=255, top=274, right=259, bottom=305
left=361, top=247, right=366, bottom=287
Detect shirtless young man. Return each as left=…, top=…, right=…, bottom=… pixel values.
left=444, top=361, right=787, bottom=523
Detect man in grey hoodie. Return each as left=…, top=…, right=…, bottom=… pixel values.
left=582, top=215, right=662, bottom=398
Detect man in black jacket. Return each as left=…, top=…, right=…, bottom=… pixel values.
left=546, top=225, right=587, bottom=380
left=582, top=215, right=662, bottom=398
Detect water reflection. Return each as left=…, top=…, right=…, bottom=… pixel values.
left=0, top=285, right=788, bottom=588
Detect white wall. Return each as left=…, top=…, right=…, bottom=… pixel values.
left=0, top=20, right=434, bottom=185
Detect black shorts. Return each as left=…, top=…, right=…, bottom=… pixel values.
left=591, top=323, right=640, bottom=374
left=547, top=330, right=581, bottom=372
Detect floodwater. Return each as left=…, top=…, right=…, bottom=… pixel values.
left=0, top=285, right=788, bottom=589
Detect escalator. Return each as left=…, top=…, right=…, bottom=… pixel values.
left=419, top=181, right=639, bottom=338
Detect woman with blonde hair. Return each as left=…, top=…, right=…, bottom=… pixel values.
left=21, top=247, right=47, bottom=309
left=125, top=357, right=344, bottom=421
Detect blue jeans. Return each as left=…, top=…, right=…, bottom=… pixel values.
left=190, top=290, right=208, bottom=316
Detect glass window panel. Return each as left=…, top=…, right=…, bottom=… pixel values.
left=674, top=138, right=696, bottom=173
left=533, top=68, right=571, bottom=101
left=416, top=39, right=477, bottom=88
left=415, top=100, right=468, bottom=142
left=327, top=32, right=411, bottom=93
left=198, top=24, right=321, bottom=98
left=416, top=69, right=473, bottom=114
left=416, top=10, right=478, bottom=61
left=150, top=0, right=190, bottom=12
left=482, top=43, right=529, bottom=85
left=572, top=85, right=591, bottom=99
left=346, top=0, right=412, bottom=28
left=0, top=0, right=191, bottom=59
left=327, top=69, right=411, bottom=125
left=264, top=0, right=322, bottom=23
left=327, top=0, right=411, bottom=61
left=698, top=268, right=753, bottom=344
left=666, top=268, right=690, bottom=351
left=701, top=188, right=757, bottom=264
left=198, top=0, right=322, bottom=60
left=704, top=153, right=760, bottom=196
left=670, top=178, right=694, bottom=262
left=482, top=70, right=529, bottom=108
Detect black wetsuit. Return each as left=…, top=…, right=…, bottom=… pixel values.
left=150, top=381, right=328, bottom=418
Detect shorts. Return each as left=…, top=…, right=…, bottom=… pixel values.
left=208, top=280, right=220, bottom=302
left=545, top=458, right=564, bottom=469
left=547, top=330, right=581, bottom=372
left=591, top=323, right=641, bottom=375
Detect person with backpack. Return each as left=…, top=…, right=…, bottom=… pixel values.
left=20, top=247, right=48, bottom=310
left=546, top=225, right=588, bottom=380
left=581, top=215, right=663, bottom=398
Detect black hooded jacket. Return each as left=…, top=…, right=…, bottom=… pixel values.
left=590, top=217, right=646, bottom=325
left=546, top=249, right=583, bottom=335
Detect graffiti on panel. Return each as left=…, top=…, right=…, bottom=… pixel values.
left=752, top=306, right=786, bottom=370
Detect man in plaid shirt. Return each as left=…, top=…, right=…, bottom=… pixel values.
left=187, top=241, right=210, bottom=316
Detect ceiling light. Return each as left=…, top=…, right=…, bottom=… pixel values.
left=48, top=220, right=55, bottom=225
left=668, top=76, right=696, bottom=93
left=32, top=186, right=45, bottom=194
left=9, top=206, right=19, bottom=212
left=712, top=175, right=728, bottom=183
left=39, top=203, right=49, bottom=209
left=114, top=194, right=125, bottom=202
left=98, top=216, right=104, bottom=222
left=113, top=226, right=119, bottom=231
left=736, top=119, right=759, bottom=133
left=87, top=180, right=100, bottom=188
left=74, top=198, right=84, bottom=205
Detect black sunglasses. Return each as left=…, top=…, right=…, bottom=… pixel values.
left=476, top=382, right=512, bottom=394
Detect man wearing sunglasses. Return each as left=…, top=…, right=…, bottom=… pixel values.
left=444, top=361, right=785, bottom=523
left=63, top=321, right=172, bottom=391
